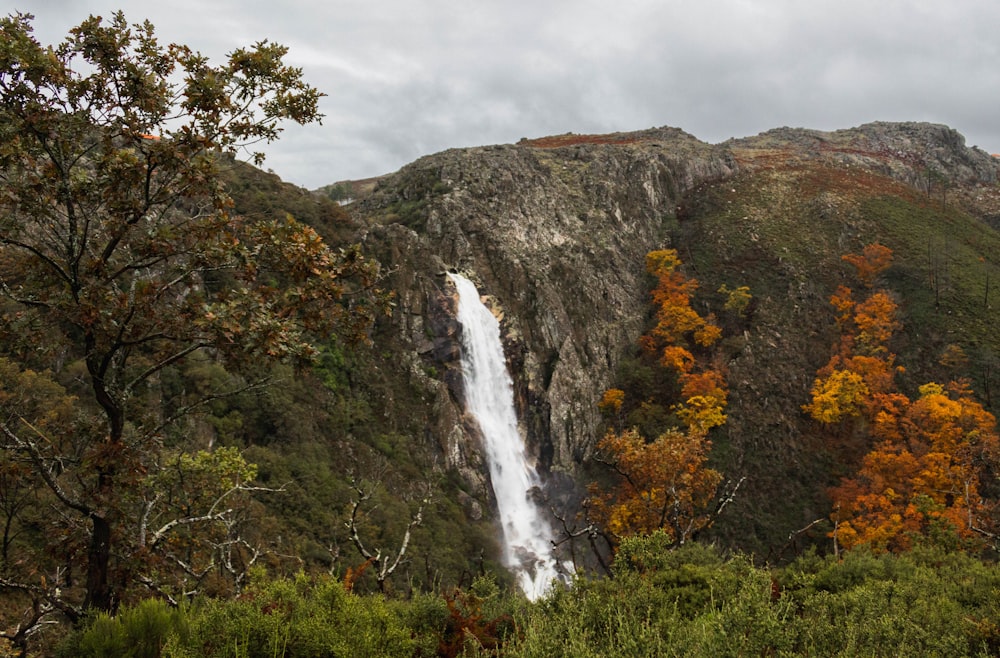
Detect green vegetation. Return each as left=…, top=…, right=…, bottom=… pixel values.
left=861, top=195, right=1000, bottom=357
left=320, top=181, right=355, bottom=202
left=0, top=13, right=497, bottom=653
left=55, top=539, right=1000, bottom=657
left=375, top=165, right=452, bottom=228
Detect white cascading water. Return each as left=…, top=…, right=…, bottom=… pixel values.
left=448, top=272, right=563, bottom=599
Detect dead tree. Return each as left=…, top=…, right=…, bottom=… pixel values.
left=345, top=479, right=426, bottom=593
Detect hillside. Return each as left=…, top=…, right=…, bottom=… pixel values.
left=673, top=123, right=1000, bottom=552
left=4, top=118, right=999, bottom=602
left=110, top=120, right=1000, bottom=574
left=341, top=121, right=1000, bottom=558
left=7, top=116, right=1000, bottom=655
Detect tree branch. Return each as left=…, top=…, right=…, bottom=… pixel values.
left=0, top=420, right=89, bottom=517
left=345, top=481, right=425, bottom=591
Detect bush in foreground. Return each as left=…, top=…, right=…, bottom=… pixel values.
left=56, top=538, right=1000, bottom=657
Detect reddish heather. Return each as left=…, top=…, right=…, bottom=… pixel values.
left=519, top=133, right=643, bottom=148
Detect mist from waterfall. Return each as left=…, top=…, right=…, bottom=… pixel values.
left=448, top=272, right=563, bottom=600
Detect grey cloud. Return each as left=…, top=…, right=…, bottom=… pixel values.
left=7, top=0, right=1000, bottom=187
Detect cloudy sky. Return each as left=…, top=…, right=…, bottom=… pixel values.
left=7, top=1, right=1000, bottom=189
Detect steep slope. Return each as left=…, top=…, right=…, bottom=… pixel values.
left=678, top=124, right=1000, bottom=552
left=351, top=121, right=1000, bottom=556
left=355, top=128, right=735, bottom=492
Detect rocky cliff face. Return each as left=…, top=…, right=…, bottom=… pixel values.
left=349, top=121, right=1000, bottom=549
left=356, top=128, right=736, bottom=496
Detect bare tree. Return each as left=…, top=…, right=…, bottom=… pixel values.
left=344, top=476, right=429, bottom=594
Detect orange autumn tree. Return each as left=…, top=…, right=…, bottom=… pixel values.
left=803, top=246, right=901, bottom=426
left=841, top=242, right=893, bottom=289
left=809, top=244, right=1000, bottom=552
left=589, top=249, right=736, bottom=546
left=641, top=249, right=723, bottom=351
left=639, top=249, right=727, bottom=432
left=831, top=381, right=1000, bottom=552
left=588, top=428, right=722, bottom=542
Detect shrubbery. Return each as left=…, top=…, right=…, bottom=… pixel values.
left=55, top=538, right=1000, bottom=657
left=58, top=572, right=437, bottom=657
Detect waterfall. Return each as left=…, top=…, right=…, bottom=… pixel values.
left=448, top=272, right=563, bottom=599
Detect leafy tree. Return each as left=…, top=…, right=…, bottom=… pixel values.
left=597, top=388, right=625, bottom=416
left=640, top=249, right=722, bottom=355
left=588, top=250, right=737, bottom=547
left=810, top=245, right=1000, bottom=553
left=803, top=246, right=901, bottom=425
left=637, top=249, right=727, bottom=432
left=0, top=9, right=380, bottom=627
left=852, top=291, right=901, bottom=355
left=804, top=368, right=870, bottom=424
left=841, top=242, right=893, bottom=289
left=831, top=381, right=1000, bottom=552
left=717, top=283, right=752, bottom=317
left=588, top=428, right=723, bottom=543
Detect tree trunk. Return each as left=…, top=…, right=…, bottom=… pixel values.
left=84, top=513, right=113, bottom=611
left=84, top=357, right=123, bottom=611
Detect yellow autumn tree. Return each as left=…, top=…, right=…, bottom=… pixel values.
left=589, top=249, right=737, bottom=545
left=598, top=389, right=625, bottom=416
left=804, top=246, right=901, bottom=424
left=805, top=369, right=871, bottom=424
left=831, top=381, right=1000, bottom=552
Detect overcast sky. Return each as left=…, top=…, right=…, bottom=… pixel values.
left=7, top=1, right=1000, bottom=189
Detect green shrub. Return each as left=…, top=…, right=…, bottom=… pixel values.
left=57, top=598, right=186, bottom=658
left=504, top=538, right=1000, bottom=657
left=56, top=543, right=1000, bottom=657
left=163, top=573, right=422, bottom=657
left=780, top=547, right=1000, bottom=656
left=59, top=573, right=434, bottom=658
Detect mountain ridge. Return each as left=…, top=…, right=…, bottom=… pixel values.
left=338, top=120, right=1000, bottom=556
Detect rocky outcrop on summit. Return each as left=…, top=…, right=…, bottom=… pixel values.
left=732, top=121, right=999, bottom=189
left=356, top=127, right=735, bottom=493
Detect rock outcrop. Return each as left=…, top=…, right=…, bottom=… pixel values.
left=730, top=121, right=998, bottom=189
left=356, top=127, right=736, bottom=496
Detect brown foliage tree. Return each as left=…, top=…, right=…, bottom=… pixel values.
left=0, top=11, right=381, bottom=627
left=588, top=428, right=723, bottom=545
